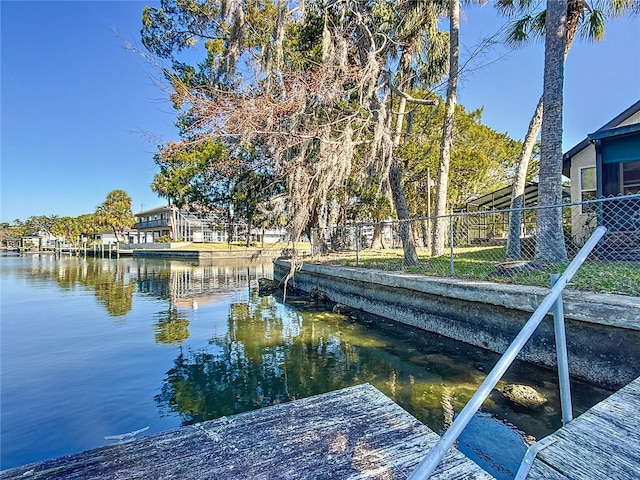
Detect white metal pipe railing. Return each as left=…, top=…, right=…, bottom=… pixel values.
left=407, top=226, right=607, bottom=479
left=551, top=273, right=573, bottom=426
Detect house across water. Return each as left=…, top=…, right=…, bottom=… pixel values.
left=133, top=205, right=288, bottom=245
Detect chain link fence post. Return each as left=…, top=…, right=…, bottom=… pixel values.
left=449, top=213, right=455, bottom=275
left=355, top=224, right=360, bottom=267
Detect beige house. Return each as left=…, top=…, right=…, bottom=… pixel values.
left=563, top=100, right=640, bottom=253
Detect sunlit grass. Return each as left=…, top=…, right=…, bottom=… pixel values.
left=162, top=242, right=638, bottom=295
left=310, top=246, right=639, bottom=296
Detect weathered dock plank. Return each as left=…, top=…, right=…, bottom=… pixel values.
left=1, top=384, right=491, bottom=480
left=528, top=376, right=640, bottom=479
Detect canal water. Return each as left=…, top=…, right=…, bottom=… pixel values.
left=0, top=254, right=611, bottom=478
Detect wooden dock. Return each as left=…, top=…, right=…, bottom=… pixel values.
left=527, top=375, right=640, bottom=479
left=0, top=384, right=491, bottom=480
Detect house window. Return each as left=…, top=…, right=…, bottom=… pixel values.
left=622, top=160, right=640, bottom=195
left=580, top=166, right=597, bottom=213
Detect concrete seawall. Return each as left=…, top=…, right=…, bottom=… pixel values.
left=274, top=260, right=640, bottom=389
left=127, top=248, right=310, bottom=260
left=131, top=249, right=284, bottom=260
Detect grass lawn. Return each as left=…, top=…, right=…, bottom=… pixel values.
left=161, top=242, right=638, bottom=296
left=311, top=246, right=640, bottom=296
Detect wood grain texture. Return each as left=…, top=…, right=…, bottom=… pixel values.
left=529, top=376, right=640, bottom=479
left=526, top=462, right=569, bottom=479
left=1, top=384, right=492, bottom=480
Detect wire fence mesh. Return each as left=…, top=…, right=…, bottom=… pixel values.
left=310, top=194, right=640, bottom=295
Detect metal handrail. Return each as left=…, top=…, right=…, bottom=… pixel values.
left=407, top=226, right=607, bottom=479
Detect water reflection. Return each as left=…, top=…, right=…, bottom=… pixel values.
left=25, top=256, right=136, bottom=316
left=136, top=259, right=271, bottom=344
left=155, top=290, right=611, bottom=479
left=156, top=295, right=359, bottom=422
left=6, top=255, right=611, bottom=479
left=24, top=256, right=267, bottom=323
left=135, top=259, right=266, bottom=307
left=156, top=293, right=497, bottom=428
left=153, top=308, right=190, bottom=344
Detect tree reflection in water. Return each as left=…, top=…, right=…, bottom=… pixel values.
left=154, top=308, right=190, bottom=344
left=156, top=294, right=356, bottom=423
left=155, top=292, right=490, bottom=430
left=153, top=291, right=612, bottom=479
left=30, top=257, right=136, bottom=317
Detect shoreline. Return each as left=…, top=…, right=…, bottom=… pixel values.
left=274, top=259, right=640, bottom=389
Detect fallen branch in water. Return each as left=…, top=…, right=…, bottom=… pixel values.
left=104, top=426, right=150, bottom=443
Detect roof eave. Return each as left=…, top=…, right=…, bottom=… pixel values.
left=563, top=100, right=640, bottom=174
left=588, top=122, right=640, bottom=142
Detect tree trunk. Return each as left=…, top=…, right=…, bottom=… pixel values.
left=170, top=203, right=178, bottom=241
left=370, top=223, right=385, bottom=249
left=389, top=80, right=420, bottom=266
left=536, top=0, right=568, bottom=263
left=112, top=227, right=121, bottom=244
left=432, top=0, right=459, bottom=257
left=389, top=159, right=420, bottom=265
left=507, top=8, right=580, bottom=260
left=507, top=97, right=543, bottom=259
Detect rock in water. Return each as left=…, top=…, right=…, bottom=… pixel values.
left=258, top=278, right=280, bottom=295
left=310, top=286, right=330, bottom=302
left=332, top=303, right=352, bottom=314
left=500, top=384, right=548, bottom=408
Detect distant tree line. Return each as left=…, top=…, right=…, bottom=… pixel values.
left=2, top=190, right=135, bottom=247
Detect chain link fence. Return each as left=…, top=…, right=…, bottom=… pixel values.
left=310, top=195, right=640, bottom=295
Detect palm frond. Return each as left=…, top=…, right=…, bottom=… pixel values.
left=505, top=15, right=535, bottom=45
left=419, top=30, right=449, bottom=85
left=530, top=9, right=546, bottom=38
left=607, top=0, right=640, bottom=17
left=495, top=0, right=539, bottom=19
left=579, top=8, right=606, bottom=41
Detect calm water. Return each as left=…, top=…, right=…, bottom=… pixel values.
left=0, top=254, right=610, bottom=478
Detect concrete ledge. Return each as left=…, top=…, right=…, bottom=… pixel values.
left=132, top=249, right=286, bottom=260
left=280, top=261, right=640, bottom=330
left=275, top=261, right=640, bottom=389
left=122, top=242, right=192, bottom=250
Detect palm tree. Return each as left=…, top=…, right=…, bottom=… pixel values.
left=500, top=0, right=637, bottom=259
left=151, top=172, right=181, bottom=242
left=95, top=190, right=136, bottom=244
left=536, top=0, right=568, bottom=263
left=432, top=0, right=461, bottom=257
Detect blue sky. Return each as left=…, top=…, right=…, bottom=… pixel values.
left=1, top=1, right=639, bottom=222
